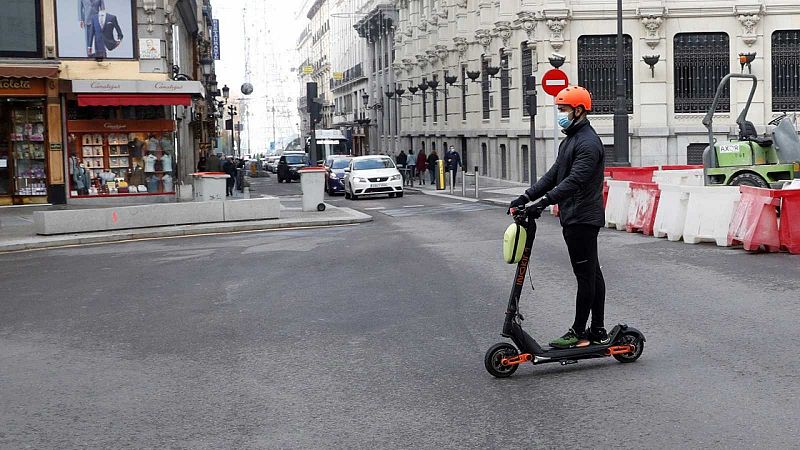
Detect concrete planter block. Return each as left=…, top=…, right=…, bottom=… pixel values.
left=34, top=201, right=225, bottom=235
left=223, top=197, right=280, bottom=222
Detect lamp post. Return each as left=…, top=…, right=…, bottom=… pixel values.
left=614, top=0, right=630, bottom=164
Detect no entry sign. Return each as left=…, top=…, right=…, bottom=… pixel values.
left=541, top=69, right=569, bottom=96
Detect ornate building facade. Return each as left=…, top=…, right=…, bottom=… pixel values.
left=383, top=0, right=800, bottom=182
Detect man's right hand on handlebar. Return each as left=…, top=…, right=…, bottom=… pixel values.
left=508, top=194, right=529, bottom=214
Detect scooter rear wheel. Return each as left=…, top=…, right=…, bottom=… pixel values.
left=613, top=332, right=644, bottom=363
left=484, top=342, right=520, bottom=378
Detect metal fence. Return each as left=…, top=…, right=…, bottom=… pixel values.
left=772, top=30, right=800, bottom=112
left=577, top=34, right=633, bottom=114
left=673, top=32, right=730, bottom=113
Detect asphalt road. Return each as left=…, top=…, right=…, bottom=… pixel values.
left=1, top=177, right=799, bottom=449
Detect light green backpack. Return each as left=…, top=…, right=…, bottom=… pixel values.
left=503, top=223, right=527, bottom=264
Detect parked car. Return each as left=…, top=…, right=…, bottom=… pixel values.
left=343, top=155, right=403, bottom=199
left=264, top=156, right=280, bottom=173
left=323, top=156, right=353, bottom=195
left=277, top=153, right=309, bottom=183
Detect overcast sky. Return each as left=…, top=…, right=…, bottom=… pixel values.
left=211, top=0, right=304, bottom=151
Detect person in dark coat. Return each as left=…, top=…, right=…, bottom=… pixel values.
left=222, top=156, right=236, bottom=196
left=416, top=149, right=427, bottom=185
left=277, top=155, right=290, bottom=183
left=508, top=85, right=607, bottom=349
left=207, top=153, right=222, bottom=172
left=445, top=146, right=462, bottom=186
left=426, top=149, right=439, bottom=185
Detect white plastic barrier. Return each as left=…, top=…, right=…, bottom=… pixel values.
left=783, top=179, right=800, bottom=190
left=605, top=180, right=632, bottom=230
left=192, top=172, right=228, bottom=202
left=653, top=184, right=690, bottom=241
left=652, top=169, right=704, bottom=186
left=682, top=186, right=741, bottom=246
left=299, top=167, right=327, bottom=212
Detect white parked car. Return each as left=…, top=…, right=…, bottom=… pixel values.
left=343, top=155, right=404, bottom=199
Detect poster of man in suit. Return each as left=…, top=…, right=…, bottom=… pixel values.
left=56, top=0, right=133, bottom=58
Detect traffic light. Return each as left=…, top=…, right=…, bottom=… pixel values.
left=307, top=82, right=321, bottom=124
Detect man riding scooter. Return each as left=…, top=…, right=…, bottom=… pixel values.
left=508, top=85, right=607, bottom=349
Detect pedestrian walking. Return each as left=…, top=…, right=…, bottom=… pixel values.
left=416, top=148, right=427, bottom=185
left=406, top=149, right=416, bottom=183
left=396, top=150, right=407, bottom=167
left=222, top=156, right=236, bottom=196
left=445, top=146, right=461, bottom=186
left=507, top=85, right=607, bottom=348
left=427, top=149, right=439, bottom=185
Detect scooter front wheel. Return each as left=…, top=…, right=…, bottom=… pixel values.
left=484, top=342, right=520, bottom=378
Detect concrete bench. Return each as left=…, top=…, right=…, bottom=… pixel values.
left=34, top=197, right=280, bottom=235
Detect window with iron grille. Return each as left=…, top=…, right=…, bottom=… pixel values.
left=674, top=33, right=730, bottom=113
left=521, top=42, right=532, bottom=117
left=422, top=88, right=427, bottom=123
left=501, top=52, right=510, bottom=118
left=482, top=56, right=490, bottom=119
left=433, top=74, right=438, bottom=122
left=772, top=30, right=800, bottom=112
left=462, top=65, right=467, bottom=120
left=577, top=35, right=633, bottom=114
left=687, top=143, right=707, bottom=165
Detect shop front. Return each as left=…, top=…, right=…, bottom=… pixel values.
left=65, top=79, right=203, bottom=203
left=0, top=66, right=63, bottom=205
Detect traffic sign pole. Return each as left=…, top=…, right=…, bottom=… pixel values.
left=541, top=69, right=570, bottom=166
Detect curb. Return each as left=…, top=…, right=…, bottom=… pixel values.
left=0, top=208, right=373, bottom=253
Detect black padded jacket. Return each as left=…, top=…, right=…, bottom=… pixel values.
left=524, top=119, right=605, bottom=227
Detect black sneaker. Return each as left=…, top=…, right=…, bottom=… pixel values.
left=586, top=327, right=610, bottom=345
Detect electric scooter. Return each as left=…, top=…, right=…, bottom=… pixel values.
left=484, top=205, right=646, bottom=378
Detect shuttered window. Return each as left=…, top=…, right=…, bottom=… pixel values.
left=577, top=34, right=633, bottom=114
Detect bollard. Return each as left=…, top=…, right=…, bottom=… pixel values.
left=462, top=174, right=466, bottom=197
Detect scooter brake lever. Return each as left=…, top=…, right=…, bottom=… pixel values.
left=518, top=313, right=524, bottom=321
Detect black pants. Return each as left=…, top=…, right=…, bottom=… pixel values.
left=562, top=224, right=606, bottom=332
left=226, top=177, right=235, bottom=196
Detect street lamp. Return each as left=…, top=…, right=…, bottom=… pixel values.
left=222, top=84, right=230, bottom=100
left=614, top=0, right=630, bottom=164
left=200, top=56, right=213, bottom=78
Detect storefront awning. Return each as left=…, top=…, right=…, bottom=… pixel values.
left=71, top=80, right=205, bottom=98
left=77, top=94, right=192, bottom=107
left=0, top=65, right=60, bottom=78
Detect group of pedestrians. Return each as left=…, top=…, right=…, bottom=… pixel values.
left=395, top=146, right=461, bottom=186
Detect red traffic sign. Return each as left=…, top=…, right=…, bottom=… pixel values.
left=541, top=69, right=569, bottom=96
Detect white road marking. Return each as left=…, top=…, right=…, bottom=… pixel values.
left=364, top=207, right=386, bottom=210
left=402, top=205, right=425, bottom=208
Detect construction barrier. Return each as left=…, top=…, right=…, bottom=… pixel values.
left=653, top=184, right=690, bottom=241
left=652, top=169, right=704, bottom=186
left=605, top=180, right=632, bottom=230
left=608, top=166, right=658, bottom=183
left=683, top=186, right=741, bottom=246
left=626, top=182, right=661, bottom=235
left=779, top=188, right=800, bottom=254
left=727, top=186, right=781, bottom=252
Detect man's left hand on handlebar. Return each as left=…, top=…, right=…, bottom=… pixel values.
left=508, top=194, right=551, bottom=216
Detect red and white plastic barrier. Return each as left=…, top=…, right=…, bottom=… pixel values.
left=727, top=186, right=781, bottom=252
left=653, top=184, right=690, bottom=241
left=626, top=182, right=660, bottom=235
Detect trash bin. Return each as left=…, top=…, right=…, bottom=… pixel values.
left=191, top=172, right=229, bottom=201
left=298, top=167, right=326, bottom=211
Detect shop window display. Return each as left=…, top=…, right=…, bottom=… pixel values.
left=68, top=129, right=175, bottom=196
left=0, top=102, right=48, bottom=197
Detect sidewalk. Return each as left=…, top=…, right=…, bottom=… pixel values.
left=0, top=175, right=371, bottom=253
left=405, top=172, right=529, bottom=207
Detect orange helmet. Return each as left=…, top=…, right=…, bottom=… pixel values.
left=555, top=85, right=593, bottom=112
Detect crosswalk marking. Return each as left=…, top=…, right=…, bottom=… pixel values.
left=402, top=204, right=426, bottom=208
left=364, top=206, right=386, bottom=210
left=379, top=202, right=495, bottom=218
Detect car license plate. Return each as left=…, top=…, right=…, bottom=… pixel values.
left=372, top=182, right=388, bottom=188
